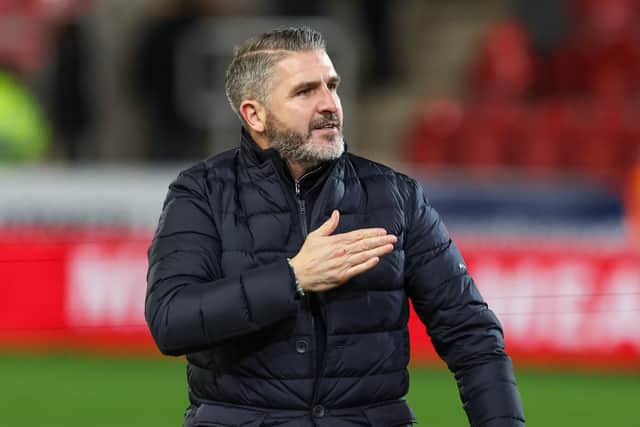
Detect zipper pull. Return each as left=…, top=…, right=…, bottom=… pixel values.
left=295, top=181, right=302, bottom=198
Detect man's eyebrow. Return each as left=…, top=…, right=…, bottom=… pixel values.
left=290, top=75, right=342, bottom=95
left=290, top=81, right=320, bottom=94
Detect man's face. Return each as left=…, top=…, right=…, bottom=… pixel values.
left=262, top=50, right=344, bottom=166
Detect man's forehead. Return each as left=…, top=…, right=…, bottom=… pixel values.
left=274, top=50, right=338, bottom=83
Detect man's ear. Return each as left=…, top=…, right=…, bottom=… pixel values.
left=239, top=100, right=266, bottom=133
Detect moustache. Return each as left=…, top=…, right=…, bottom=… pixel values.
left=309, top=114, right=341, bottom=131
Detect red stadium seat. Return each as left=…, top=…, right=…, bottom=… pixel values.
left=456, top=102, right=510, bottom=169
left=516, top=100, right=585, bottom=172
left=569, top=102, right=621, bottom=181
left=577, top=0, right=640, bottom=43
left=548, top=45, right=591, bottom=96
left=457, top=127, right=503, bottom=170
left=516, top=109, right=557, bottom=172
left=588, top=39, right=640, bottom=101
left=469, top=21, right=535, bottom=100
left=548, top=0, right=640, bottom=98
left=404, top=99, right=464, bottom=165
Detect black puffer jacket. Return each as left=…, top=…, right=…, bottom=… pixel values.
left=145, top=131, right=525, bottom=426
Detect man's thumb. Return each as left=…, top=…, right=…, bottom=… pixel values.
left=316, top=210, right=339, bottom=236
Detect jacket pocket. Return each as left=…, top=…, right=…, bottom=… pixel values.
left=363, top=399, right=417, bottom=427
left=191, top=402, right=266, bottom=427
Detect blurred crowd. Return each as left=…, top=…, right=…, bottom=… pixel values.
left=406, top=0, right=640, bottom=185
left=0, top=0, right=396, bottom=163
left=402, top=0, right=640, bottom=242
left=0, top=0, right=88, bottom=162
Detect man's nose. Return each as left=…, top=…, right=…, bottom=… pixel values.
left=317, top=86, right=339, bottom=113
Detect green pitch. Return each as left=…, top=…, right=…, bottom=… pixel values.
left=0, top=352, right=636, bottom=426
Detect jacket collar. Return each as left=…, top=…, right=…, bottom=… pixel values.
left=239, top=127, right=282, bottom=167
left=239, top=126, right=344, bottom=183
left=238, top=126, right=349, bottom=229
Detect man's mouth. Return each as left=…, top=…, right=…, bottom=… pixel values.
left=312, top=122, right=339, bottom=131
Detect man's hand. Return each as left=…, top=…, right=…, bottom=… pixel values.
left=289, top=210, right=397, bottom=292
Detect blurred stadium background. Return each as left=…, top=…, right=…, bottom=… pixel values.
left=0, top=0, right=638, bottom=425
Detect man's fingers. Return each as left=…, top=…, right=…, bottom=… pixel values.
left=343, top=256, right=380, bottom=280
left=333, top=227, right=389, bottom=243
left=347, top=244, right=394, bottom=266
left=345, top=234, right=397, bottom=254
left=309, top=253, right=384, bottom=291
left=314, top=210, right=340, bottom=236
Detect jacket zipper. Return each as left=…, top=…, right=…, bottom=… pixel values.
left=294, top=180, right=324, bottom=412
left=295, top=181, right=308, bottom=237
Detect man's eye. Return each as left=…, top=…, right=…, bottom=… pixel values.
left=297, top=88, right=312, bottom=96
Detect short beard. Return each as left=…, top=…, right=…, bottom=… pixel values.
left=265, top=112, right=344, bottom=168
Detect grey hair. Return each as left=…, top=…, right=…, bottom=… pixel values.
left=224, top=27, right=326, bottom=125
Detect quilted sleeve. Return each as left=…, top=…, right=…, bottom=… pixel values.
left=145, top=172, right=298, bottom=356
left=403, top=179, right=525, bottom=427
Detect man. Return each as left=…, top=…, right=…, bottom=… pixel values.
left=145, top=27, right=525, bottom=426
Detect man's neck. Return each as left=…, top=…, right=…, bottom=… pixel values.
left=287, top=160, right=316, bottom=181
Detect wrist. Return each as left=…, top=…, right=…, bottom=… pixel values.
left=286, top=257, right=305, bottom=297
